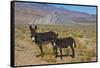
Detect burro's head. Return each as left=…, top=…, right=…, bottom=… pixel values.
left=29, top=24, right=37, bottom=42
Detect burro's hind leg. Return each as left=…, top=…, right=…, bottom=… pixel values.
left=70, top=46, right=75, bottom=58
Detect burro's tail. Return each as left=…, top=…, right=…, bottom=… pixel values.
left=73, top=39, right=76, bottom=48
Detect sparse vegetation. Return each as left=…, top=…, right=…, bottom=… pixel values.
left=15, top=23, right=97, bottom=66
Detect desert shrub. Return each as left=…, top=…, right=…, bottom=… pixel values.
left=44, top=55, right=56, bottom=62
left=86, top=48, right=96, bottom=58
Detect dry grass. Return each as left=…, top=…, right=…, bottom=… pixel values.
left=15, top=24, right=97, bottom=66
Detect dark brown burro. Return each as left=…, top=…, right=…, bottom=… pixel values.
left=29, top=24, right=57, bottom=57
left=51, top=34, right=76, bottom=59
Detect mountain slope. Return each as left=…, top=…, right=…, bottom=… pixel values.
left=15, top=2, right=96, bottom=24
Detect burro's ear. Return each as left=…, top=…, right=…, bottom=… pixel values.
left=34, top=25, right=37, bottom=30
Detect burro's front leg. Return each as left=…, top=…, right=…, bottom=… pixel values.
left=55, top=46, right=58, bottom=58
left=60, top=48, right=63, bottom=59
left=38, top=44, right=44, bottom=58
left=53, top=46, right=58, bottom=58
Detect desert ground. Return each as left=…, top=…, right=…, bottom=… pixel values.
left=14, top=24, right=97, bottom=66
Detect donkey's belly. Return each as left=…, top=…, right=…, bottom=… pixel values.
left=58, top=44, right=68, bottom=48
left=42, top=41, right=50, bottom=44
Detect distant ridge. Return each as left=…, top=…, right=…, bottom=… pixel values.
left=15, top=2, right=96, bottom=24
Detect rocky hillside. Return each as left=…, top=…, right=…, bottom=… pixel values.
left=32, top=12, right=96, bottom=25
left=15, top=2, right=96, bottom=25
